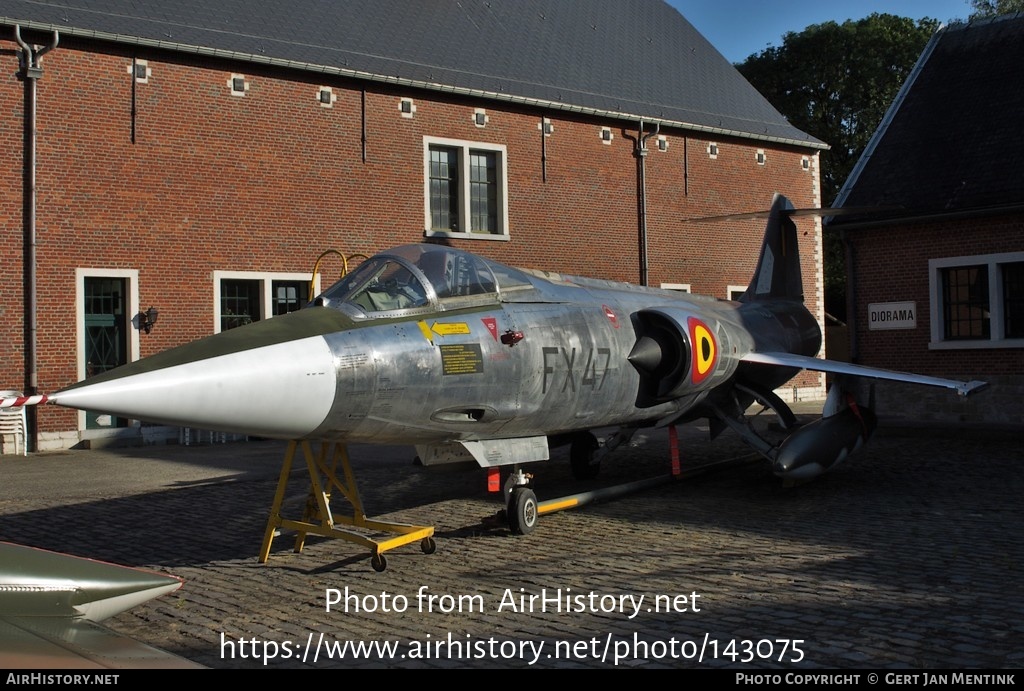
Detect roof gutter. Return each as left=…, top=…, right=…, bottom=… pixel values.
left=833, top=202, right=1024, bottom=233
left=0, top=18, right=827, bottom=151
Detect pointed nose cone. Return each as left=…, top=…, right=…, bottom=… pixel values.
left=0, top=542, right=183, bottom=621
left=52, top=309, right=348, bottom=439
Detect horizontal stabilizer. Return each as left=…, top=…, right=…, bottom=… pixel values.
left=684, top=204, right=900, bottom=224
left=741, top=352, right=987, bottom=397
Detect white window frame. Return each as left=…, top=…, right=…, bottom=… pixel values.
left=659, top=282, right=690, bottom=293
left=727, top=284, right=747, bottom=301
left=929, top=250, right=1024, bottom=350
left=228, top=73, right=248, bottom=96
left=423, top=136, right=509, bottom=241
left=127, top=59, right=150, bottom=84
left=214, top=271, right=317, bottom=334
left=75, top=268, right=141, bottom=432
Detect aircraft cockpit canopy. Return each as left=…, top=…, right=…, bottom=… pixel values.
left=315, top=244, right=534, bottom=316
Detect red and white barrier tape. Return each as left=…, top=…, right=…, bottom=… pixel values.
left=0, top=395, right=50, bottom=408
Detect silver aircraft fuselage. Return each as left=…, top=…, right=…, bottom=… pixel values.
left=27, top=194, right=982, bottom=480
left=51, top=243, right=818, bottom=449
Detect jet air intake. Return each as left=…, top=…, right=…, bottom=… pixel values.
left=629, top=308, right=742, bottom=407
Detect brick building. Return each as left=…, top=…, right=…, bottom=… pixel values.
left=831, top=14, right=1024, bottom=426
left=1, top=0, right=824, bottom=450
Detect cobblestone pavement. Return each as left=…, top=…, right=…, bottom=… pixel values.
left=1, top=415, right=1021, bottom=669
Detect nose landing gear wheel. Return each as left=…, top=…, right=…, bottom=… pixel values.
left=508, top=487, right=538, bottom=535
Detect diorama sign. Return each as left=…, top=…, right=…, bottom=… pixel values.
left=868, top=301, right=916, bottom=330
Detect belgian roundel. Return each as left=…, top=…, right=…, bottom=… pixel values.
left=687, top=317, right=718, bottom=385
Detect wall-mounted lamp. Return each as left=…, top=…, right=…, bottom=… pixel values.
left=139, top=306, right=159, bottom=334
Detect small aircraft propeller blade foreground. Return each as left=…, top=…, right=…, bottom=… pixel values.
left=2, top=194, right=985, bottom=536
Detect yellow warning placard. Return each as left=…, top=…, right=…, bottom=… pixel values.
left=432, top=321, right=471, bottom=336
left=440, top=344, right=484, bottom=375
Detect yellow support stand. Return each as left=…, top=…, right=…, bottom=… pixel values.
left=259, top=440, right=436, bottom=571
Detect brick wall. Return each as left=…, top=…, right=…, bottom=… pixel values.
left=0, top=38, right=822, bottom=442
left=847, top=216, right=1024, bottom=423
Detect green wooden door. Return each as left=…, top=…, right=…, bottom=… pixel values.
left=83, top=277, right=128, bottom=429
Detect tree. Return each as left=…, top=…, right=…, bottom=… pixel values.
left=970, top=0, right=1024, bottom=17
left=737, top=13, right=941, bottom=320
left=738, top=13, right=940, bottom=207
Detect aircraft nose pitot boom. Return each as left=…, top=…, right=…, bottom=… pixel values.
left=50, top=308, right=350, bottom=439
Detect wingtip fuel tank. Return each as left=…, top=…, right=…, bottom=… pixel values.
left=772, top=405, right=879, bottom=481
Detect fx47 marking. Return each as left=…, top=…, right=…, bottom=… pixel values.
left=541, top=347, right=612, bottom=394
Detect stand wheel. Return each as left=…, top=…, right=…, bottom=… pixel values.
left=370, top=552, right=387, bottom=572
left=421, top=537, right=437, bottom=555
left=508, top=487, right=538, bottom=535
left=570, top=432, right=601, bottom=480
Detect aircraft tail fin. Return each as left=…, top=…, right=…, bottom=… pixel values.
left=740, top=193, right=804, bottom=303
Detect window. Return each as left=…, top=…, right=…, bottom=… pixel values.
left=423, top=137, right=508, bottom=239
left=1002, top=261, right=1024, bottom=338
left=941, top=265, right=989, bottom=340
left=128, top=59, right=150, bottom=83
left=214, top=272, right=312, bottom=332
left=728, top=285, right=747, bottom=301
left=229, top=74, right=248, bottom=96
left=428, top=146, right=459, bottom=232
left=272, top=280, right=308, bottom=316
left=929, top=252, right=1024, bottom=349
left=220, top=279, right=260, bottom=331
left=317, top=87, right=335, bottom=107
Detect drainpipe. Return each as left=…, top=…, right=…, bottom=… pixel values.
left=635, top=120, right=659, bottom=286
left=15, top=26, right=59, bottom=452
left=842, top=228, right=858, bottom=363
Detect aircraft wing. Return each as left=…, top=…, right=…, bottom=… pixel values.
left=0, top=542, right=203, bottom=669
left=741, top=352, right=987, bottom=397
left=0, top=615, right=202, bottom=669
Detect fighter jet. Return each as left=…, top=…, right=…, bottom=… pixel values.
left=0, top=541, right=203, bottom=668
left=3, top=194, right=985, bottom=536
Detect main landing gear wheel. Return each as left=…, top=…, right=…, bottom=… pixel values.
left=737, top=383, right=797, bottom=431
left=570, top=432, right=601, bottom=480
left=508, top=487, right=538, bottom=535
